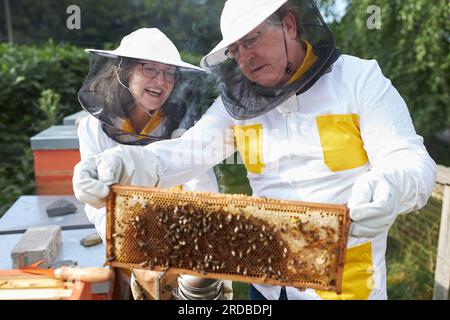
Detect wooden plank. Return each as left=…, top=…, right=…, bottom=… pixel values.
left=0, top=276, right=64, bottom=289
left=0, top=288, right=73, bottom=300
left=436, top=165, right=450, bottom=186
left=107, top=262, right=339, bottom=293
left=433, top=185, right=450, bottom=300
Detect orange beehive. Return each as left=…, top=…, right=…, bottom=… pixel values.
left=33, top=149, right=80, bottom=195
left=31, top=125, right=81, bottom=195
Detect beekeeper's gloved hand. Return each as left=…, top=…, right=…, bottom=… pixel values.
left=347, top=170, right=402, bottom=238
left=73, top=146, right=160, bottom=208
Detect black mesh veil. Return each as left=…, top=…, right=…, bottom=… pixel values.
left=205, top=0, right=341, bottom=120
left=78, top=53, right=206, bottom=146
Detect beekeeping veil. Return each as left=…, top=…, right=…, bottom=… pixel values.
left=200, top=0, right=341, bottom=120
left=78, top=28, right=206, bottom=145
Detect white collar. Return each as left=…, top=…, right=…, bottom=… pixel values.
left=276, top=94, right=299, bottom=114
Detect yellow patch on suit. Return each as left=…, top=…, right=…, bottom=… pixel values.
left=315, top=114, right=368, bottom=172
left=169, top=185, right=183, bottom=192
left=234, top=124, right=265, bottom=175
left=316, top=241, right=374, bottom=300
left=122, top=110, right=164, bottom=138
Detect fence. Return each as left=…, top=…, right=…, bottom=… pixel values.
left=386, top=165, right=450, bottom=300
left=433, top=165, right=450, bottom=300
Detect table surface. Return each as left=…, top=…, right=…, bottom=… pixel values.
left=0, top=228, right=106, bottom=270
left=0, top=195, right=93, bottom=234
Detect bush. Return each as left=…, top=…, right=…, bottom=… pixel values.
left=0, top=41, right=87, bottom=135
left=0, top=41, right=88, bottom=217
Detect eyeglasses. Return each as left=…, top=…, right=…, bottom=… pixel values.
left=140, top=63, right=180, bottom=83
left=224, top=22, right=272, bottom=60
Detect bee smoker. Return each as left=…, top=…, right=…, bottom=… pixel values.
left=174, top=275, right=224, bottom=300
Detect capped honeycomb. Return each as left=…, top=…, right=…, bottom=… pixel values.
left=106, top=185, right=350, bottom=293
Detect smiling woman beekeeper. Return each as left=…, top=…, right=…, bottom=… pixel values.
left=78, top=27, right=218, bottom=242
left=73, top=1, right=436, bottom=300
left=77, top=28, right=233, bottom=300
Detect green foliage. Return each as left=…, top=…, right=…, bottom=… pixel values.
left=2, top=0, right=137, bottom=46
left=132, top=0, right=223, bottom=54
left=214, top=163, right=253, bottom=196
left=331, top=0, right=449, bottom=137
left=0, top=41, right=87, bottom=135
left=233, top=282, right=250, bottom=300
left=426, top=136, right=450, bottom=166
left=2, top=0, right=224, bottom=54
left=38, top=89, right=61, bottom=130
left=0, top=136, right=34, bottom=216
left=0, top=42, right=88, bottom=217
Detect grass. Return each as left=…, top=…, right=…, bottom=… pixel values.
left=233, top=282, right=250, bottom=300
left=386, top=197, right=442, bottom=299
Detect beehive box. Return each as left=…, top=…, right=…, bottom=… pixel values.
left=105, top=185, right=350, bottom=293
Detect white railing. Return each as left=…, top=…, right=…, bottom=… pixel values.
left=433, top=165, right=450, bottom=300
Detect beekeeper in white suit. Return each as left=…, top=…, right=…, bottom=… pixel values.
left=77, top=28, right=232, bottom=300
left=73, top=1, right=436, bottom=300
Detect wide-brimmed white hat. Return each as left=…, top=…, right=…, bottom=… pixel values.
left=200, top=0, right=287, bottom=69
left=86, top=28, right=203, bottom=72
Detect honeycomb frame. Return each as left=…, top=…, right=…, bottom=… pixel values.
left=105, top=185, right=350, bottom=293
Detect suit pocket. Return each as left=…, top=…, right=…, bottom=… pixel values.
left=315, top=114, right=368, bottom=172
left=234, top=124, right=265, bottom=175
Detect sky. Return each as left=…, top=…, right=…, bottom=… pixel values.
left=334, top=0, right=349, bottom=18
left=322, top=0, right=349, bottom=22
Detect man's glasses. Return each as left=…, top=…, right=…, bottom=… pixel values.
left=225, top=21, right=274, bottom=60
left=140, top=63, right=180, bottom=83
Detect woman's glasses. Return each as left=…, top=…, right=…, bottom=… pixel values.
left=140, top=63, right=180, bottom=83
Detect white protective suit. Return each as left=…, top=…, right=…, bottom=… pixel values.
left=87, top=55, right=436, bottom=300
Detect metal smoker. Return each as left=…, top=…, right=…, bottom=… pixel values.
left=175, top=275, right=224, bottom=300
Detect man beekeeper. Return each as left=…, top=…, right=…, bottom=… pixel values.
left=73, top=0, right=436, bottom=300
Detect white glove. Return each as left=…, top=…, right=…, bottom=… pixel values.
left=73, top=145, right=160, bottom=208
left=347, top=170, right=402, bottom=238
left=72, top=156, right=113, bottom=209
